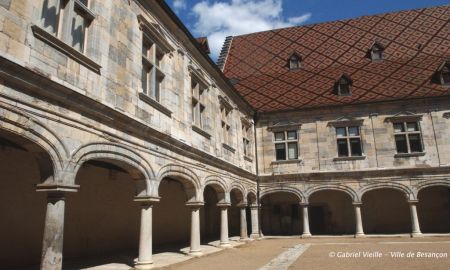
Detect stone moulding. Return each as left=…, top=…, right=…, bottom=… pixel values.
left=137, top=14, right=174, bottom=54
left=138, top=92, right=172, bottom=117
left=222, top=142, right=235, bottom=153
left=333, top=156, right=366, bottom=161
left=191, top=125, right=211, bottom=139
left=394, top=152, right=426, bottom=158
left=31, top=25, right=102, bottom=74
left=384, top=111, right=423, bottom=122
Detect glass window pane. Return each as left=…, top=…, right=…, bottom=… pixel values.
left=141, top=67, right=148, bottom=94
left=287, top=130, right=297, bottom=140
left=275, top=143, right=286, bottom=160
left=393, top=123, right=404, bottom=133
left=409, top=134, right=423, bottom=152
left=71, top=12, right=86, bottom=52
left=275, top=132, right=285, bottom=141
left=395, top=135, right=408, bottom=153
left=348, top=126, right=359, bottom=136
left=41, top=0, right=60, bottom=34
left=350, top=138, right=362, bottom=156
left=407, top=122, right=419, bottom=132
left=337, top=139, right=349, bottom=157
left=336, top=127, right=346, bottom=137
left=287, top=142, right=298, bottom=160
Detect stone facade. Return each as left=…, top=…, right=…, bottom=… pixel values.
left=0, top=1, right=257, bottom=269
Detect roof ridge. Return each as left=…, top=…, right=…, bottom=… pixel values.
left=232, top=4, right=449, bottom=39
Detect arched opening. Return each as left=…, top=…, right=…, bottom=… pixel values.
left=261, top=192, right=301, bottom=236
left=309, top=190, right=354, bottom=235
left=201, top=184, right=225, bottom=243
left=0, top=129, right=49, bottom=269
left=417, top=186, right=450, bottom=233
left=362, top=188, right=410, bottom=234
left=64, top=159, right=143, bottom=268
left=153, top=177, right=192, bottom=252
left=229, top=188, right=244, bottom=237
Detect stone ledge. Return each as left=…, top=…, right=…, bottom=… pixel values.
left=222, top=143, right=235, bottom=153
left=271, top=159, right=302, bottom=165
left=192, top=125, right=211, bottom=139
left=138, top=92, right=172, bottom=117
left=394, top=152, right=426, bottom=158
left=244, top=155, right=253, bottom=162
left=333, top=156, right=366, bottom=161
left=31, top=25, right=101, bottom=74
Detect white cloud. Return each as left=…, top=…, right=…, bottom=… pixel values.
left=173, top=0, right=187, bottom=11
left=190, top=0, right=312, bottom=59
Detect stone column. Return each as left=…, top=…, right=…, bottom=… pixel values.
left=239, top=205, right=248, bottom=240
left=250, top=204, right=260, bottom=238
left=408, top=200, right=422, bottom=237
left=301, top=203, right=311, bottom=237
left=187, top=202, right=203, bottom=256
left=353, top=202, right=365, bottom=237
left=134, top=197, right=159, bottom=270
left=218, top=203, right=231, bottom=247
left=36, top=184, right=78, bottom=270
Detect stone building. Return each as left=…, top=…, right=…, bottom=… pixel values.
left=0, top=1, right=449, bottom=270
left=221, top=5, right=450, bottom=237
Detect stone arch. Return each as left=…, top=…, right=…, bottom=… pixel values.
left=0, top=104, right=68, bottom=182
left=247, top=190, right=257, bottom=205
left=203, top=175, right=229, bottom=203
left=69, top=142, right=155, bottom=197
left=229, top=182, right=247, bottom=205
left=358, top=182, right=415, bottom=201
left=260, top=186, right=305, bottom=203
left=306, top=184, right=357, bottom=203
left=415, top=179, right=450, bottom=197
left=157, top=163, right=202, bottom=202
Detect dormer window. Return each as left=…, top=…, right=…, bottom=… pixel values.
left=288, top=53, right=301, bottom=70
left=436, top=61, right=450, bottom=85
left=336, top=74, right=352, bottom=96
left=369, top=42, right=384, bottom=61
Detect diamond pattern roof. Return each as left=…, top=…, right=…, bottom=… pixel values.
left=222, top=5, right=450, bottom=112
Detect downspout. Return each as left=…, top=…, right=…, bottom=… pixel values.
left=253, top=112, right=261, bottom=237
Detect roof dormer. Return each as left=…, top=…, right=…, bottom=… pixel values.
left=335, top=74, right=353, bottom=96
left=288, top=52, right=302, bottom=70
left=369, top=41, right=385, bottom=61
left=435, top=61, right=450, bottom=86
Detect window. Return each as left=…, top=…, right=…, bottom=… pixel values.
left=242, top=124, right=252, bottom=157
left=436, top=61, right=450, bottom=85
left=288, top=53, right=301, bottom=70
left=393, top=122, right=423, bottom=153
left=335, top=126, right=362, bottom=157
left=336, top=74, right=352, bottom=96
left=369, top=42, right=384, bottom=61
left=221, top=106, right=232, bottom=145
left=40, top=0, right=94, bottom=52
left=274, top=130, right=298, bottom=161
left=142, top=35, right=165, bottom=101
left=192, top=80, right=207, bottom=129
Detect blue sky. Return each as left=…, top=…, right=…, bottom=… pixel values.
left=168, top=0, right=450, bottom=60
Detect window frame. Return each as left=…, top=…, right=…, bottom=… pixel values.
left=141, top=33, right=166, bottom=102
left=191, top=79, right=208, bottom=130
left=273, top=130, right=299, bottom=161
left=335, top=126, right=363, bottom=157
left=393, top=121, right=424, bottom=154
left=220, top=105, right=233, bottom=146
left=336, top=74, right=352, bottom=96
left=242, top=123, right=252, bottom=158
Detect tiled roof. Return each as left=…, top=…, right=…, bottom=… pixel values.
left=222, top=5, right=450, bottom=112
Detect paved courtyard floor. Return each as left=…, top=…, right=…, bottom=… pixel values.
left=158, top=236, right=450, bottom=270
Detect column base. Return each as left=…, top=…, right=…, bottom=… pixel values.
left=411, top=232, right=423, bottom=238
left=240, top=237, right=252, bottom=242
left=301, top=233, right=312, bottom=238
left=134, top=260, right=154, bottom=270
left=219, top=241, right=232, bottom=248
left=354, top=233, right=365, bottom=238
left=189, top=250, right=203, bottom=257
left=250, top=233, right=261, bottom=239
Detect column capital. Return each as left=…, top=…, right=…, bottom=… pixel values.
left=237, top=203, right=248, bottom=208
left=36, top=183, right=79, bottom=193
left=134, top=196, right=160, bottom=204
left=300, top=202, right=309, bottom=206
left=352, top=202, right=363, bottom=206
left=408, top=199, right=419, bottom=204
left=186, top=201, right=204, bottom=209
left=217, top=202, right=231, bottom=208
left=249, top=204, right=260, bottom=209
